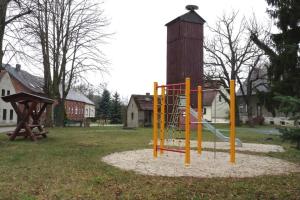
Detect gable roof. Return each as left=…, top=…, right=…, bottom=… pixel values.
left=166, top=10, right=206, bottom=26
left=66, top=89, right=95, bottom=105
left=237, top=68, right=269, bottom=96
left=203, top=90, right=219, bottom=106
left=131, top=94, right=153, bottom=111
left=0, top=70, right=6, bottom=81
left=3, top=64, right=94, bottom=105
left=3, top=64, right=44, bottom=94
left=202, top=80, right=222, bottom=106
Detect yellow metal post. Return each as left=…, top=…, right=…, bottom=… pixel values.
left=230, top=80, right=236, bottom=163
left=153, top=82, right=158, bottom=158
left=185, top=78, right=191, bottom=166
left=160, top=87, right=165, bottom=154
left=197, top=86, right=202, bottom=154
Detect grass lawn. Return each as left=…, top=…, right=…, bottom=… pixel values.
left=0, top=126, right=299, bottom=200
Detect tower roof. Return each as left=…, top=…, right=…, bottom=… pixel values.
left=165, top=7, right=206, bottom=26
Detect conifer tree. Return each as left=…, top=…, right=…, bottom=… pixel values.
left=110, top=92, right=122, bottom=124
left=99, top=89, right=111, bottom=123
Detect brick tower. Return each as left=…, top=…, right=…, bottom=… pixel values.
left=166, top=5, right=205, bottom=107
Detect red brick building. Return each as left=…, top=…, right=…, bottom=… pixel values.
left=4, top=64, right=95, bottom=123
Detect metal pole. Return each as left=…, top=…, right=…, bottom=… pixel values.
left=153, top=82, right=158, bottom=158
left=197, top=86, right=202, bottom=154
left=160, top=87, right=165, bottom=155
left=230, top=80, right=236, bottom=163
left=185, top=78, right=191, bottom=166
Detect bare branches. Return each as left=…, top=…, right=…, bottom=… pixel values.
left=4, top=9, right=32, bottom=26
left=16, top=0, right=110, bottom=98
left=204, top=10, right=269, bottom=125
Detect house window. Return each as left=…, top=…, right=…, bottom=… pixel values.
left=7, top=90, right=10, bottom=95
left=1, top=89, right=5, bottom=96
left=2, top=109, right=7, bottom=120
left=75, top=107, right=78, bottom=114
left=131, top=112, right=134, bottom=120
left=239, top=105, right=244, bottom=113
left=257, top=103, right=262, bottom=116
left=9, top=109, right=13, bottom=120
left=219, top=95, right=222, bottom=102
left=203, top=108, right=206, bottom=115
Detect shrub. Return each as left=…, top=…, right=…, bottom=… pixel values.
left=279, top=128, right=300, bottom=149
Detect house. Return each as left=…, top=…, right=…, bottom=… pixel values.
left=237, top=68, right=294, bottom=126
left=0, top=68, right=17, bottom=125
left=202, top=81, right=230, bottom=123
left=127, top=80, right=230, bottom=128
left=3, top=64, right=95, bottom=123
left=64, top=89, right=95, bottom=121
left=127, top=93, right=153, bottom=128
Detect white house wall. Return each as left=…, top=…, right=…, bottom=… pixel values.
left=210, top=87, right=230, bottom=123
left=84, top=104, right=95, bottom=118
left=127, top=97, right=139, bottom=128
left=203, top=106, right=212, bottom=121
left=0, top=73, right=17, bottom=125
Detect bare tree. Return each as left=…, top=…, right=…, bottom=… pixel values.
left=18, top=0, right=110, bottom=126
left=204, top=11, right=267, bottom=125
left=0, top=0, right=31, bottom=65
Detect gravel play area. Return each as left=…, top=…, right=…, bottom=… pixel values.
left=149, top=139, right=285, bottom=153
left=102, top=149, right=299, bottom=178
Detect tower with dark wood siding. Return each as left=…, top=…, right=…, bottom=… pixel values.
left=166, top=5, right=205, bottom=107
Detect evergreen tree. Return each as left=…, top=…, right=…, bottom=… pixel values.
left=251, top=1, right=300, bottom=149
left=110, top=92, right=122, bottom=124
left=251, top=0, right=300, bottom=99
left=99, top=89, right=111, bottom=122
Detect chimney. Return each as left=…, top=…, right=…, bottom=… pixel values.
left=16, top=64, right=21, bottom=71
left=166, top=5, right=205, bottom=107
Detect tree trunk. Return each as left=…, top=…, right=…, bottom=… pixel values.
left=45, top=104, right=53, bottom=127
left=235, top=101, right=241, bottom=126
left=247, top=106, right=254, bottom=127
left=297, top=140, right=300, bottom=150
left=55, top=98, right=65, bottom=127
left=0, top=0, right=8, bottom=65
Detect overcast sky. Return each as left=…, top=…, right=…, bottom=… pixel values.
left=98, top=0, right=270, bottom=102
left=10, top=0, right=271, bottom=102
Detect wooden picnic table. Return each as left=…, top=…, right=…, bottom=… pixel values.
left=2, top=92, right=54, bottom=141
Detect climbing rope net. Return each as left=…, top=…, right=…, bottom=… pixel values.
left=153, top=78, right=237, bottom=166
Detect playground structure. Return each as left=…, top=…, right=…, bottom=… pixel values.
left=153, top=77, right=239, bottom=165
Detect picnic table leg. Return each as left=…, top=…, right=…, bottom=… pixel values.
left=9, top=102, right=25, bottom=141
left=23, top=102, right=38, bottom=141
left=24, top=123, right=36, bottom=141
left=10, top=122, right=23, bottom=141
left=35, top=103, right=48, bottom=138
